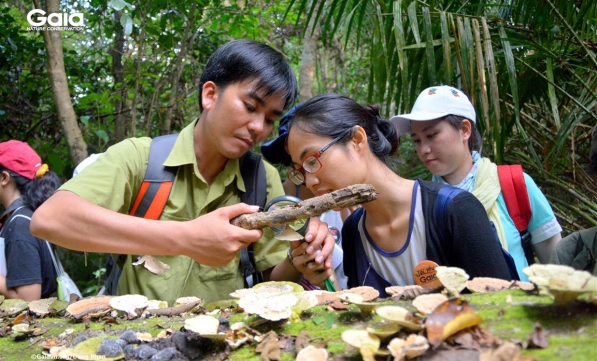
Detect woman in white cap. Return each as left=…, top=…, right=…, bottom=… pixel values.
left=390, top=85, right=562, bottom=281
left=283, top=94, right=512, bottom=296
left=0, top=140, right=61, bottom=300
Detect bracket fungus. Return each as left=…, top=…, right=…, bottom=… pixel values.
left=230, top=280, right=302, bottom=299
left=234, top=281, right=317, bottom=321
left=412, top=293, right=449, bottom=315
left=365, top=322, right=400, bottom=340
left=466, top=277, right=535, bottom=293
left=388, top=334, right=429, bottom=360
left=435, top=266, right=469, bottom=296
left=28, top=297, right=60, bottom=316
left=523, top=264, right=597, bottom=305
left=109, top=294, right=149, bottom=318
left=341, top=329, right=382, bottom=361
left=338, top=293, right=384, bottom=316
left=375, top=305, right=423, bottom=331
left=296, top=345, right=328, bottom=361
left=66, top=296, right=113, bottom=319
left=184, top=315, right=225, bottom=340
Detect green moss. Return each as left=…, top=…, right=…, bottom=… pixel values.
left=1, top=290, right=595, bottom=361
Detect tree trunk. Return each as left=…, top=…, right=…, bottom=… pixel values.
left=163, top=4, right=196, bottom=134
left=36, top=0, right=87, bottom=165
left=298, top=0, right=321, bottom=102
left=111, top=11, right=126, bottom=142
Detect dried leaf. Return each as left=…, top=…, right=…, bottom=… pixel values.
left=480, top=342, right=521, bottom=361
left=12, top=311, right=31, bottom=325
left=39, top=338, right=64, bottom=350
left=425, top=298, right=483, bottom=348
left=132, top=255, right=170, bottom=275
left=527, top=323, right=548, bottom=349
left=295, top=330, right=310, bottom=351
left=256, top=331, right=281, bottom=360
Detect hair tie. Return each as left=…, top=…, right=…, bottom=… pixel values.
left=36, top=164, right=49, bottom=178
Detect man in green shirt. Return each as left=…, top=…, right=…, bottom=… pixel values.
left=31, top=40, right=336, bottom=304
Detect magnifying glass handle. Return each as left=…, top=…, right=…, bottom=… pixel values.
left=321, top=273, right=336, bottom=292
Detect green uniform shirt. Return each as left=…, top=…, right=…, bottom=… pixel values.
left=61, top=120, right=287, bottom=304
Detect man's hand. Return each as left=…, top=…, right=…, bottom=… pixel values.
left=180, top=203, right=263, bottom=267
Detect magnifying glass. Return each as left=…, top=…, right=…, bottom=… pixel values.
left=265, top=195, right=309, bottom=239
left=265, top=195, right=336, bottom=292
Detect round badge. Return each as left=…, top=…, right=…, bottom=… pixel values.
left=413, top=260, right=442, bottom=288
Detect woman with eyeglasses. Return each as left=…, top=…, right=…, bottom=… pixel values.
left=283, top=94, right=512, bottom=296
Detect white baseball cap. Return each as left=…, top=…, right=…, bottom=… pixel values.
left=390, top=85, right=476, bottom=134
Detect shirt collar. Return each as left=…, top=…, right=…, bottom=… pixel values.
left=0, top=198, right=26, bottom=227
left=162, top=119, right=246, bottom=191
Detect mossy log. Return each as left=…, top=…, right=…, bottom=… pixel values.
left=1, top=290, right=595, bottom=360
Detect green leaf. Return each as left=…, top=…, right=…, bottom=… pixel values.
left=108, top=0, right=131, bottom=11
left=95, top=130, right=109, bottom=143
left=80, top=115, right=90, bottom=127
left=120, top=13, right=133, bottom=35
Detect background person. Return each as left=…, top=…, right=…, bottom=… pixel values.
left=0, top=140, right=61, bottom=301
left=283, top=94, right=511, bottom=295
left=549, top=125, right=597, bottom=275
left=261, top=106, right=350, bottom=290
left=391, top=85, right=562, bottom=281
left=31, top=40, right=335, bottom=305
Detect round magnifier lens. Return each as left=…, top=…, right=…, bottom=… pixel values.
left=265, top=195, right=309, bottom=235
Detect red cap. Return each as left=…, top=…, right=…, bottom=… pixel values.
left=0, top=140, right=43, bottom=180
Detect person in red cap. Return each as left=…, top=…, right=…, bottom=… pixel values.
left=0, top=140, right=62, bottom=300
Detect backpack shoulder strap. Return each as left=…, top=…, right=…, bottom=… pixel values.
left=239, top=151, right=267, bottom=209
left=497, top=164, right=532, bottom=232
left=435, top=184, right=521, bottom=279
left=238, top=151, right=267, bottom=287
left=103, top=134, right=178, bottom=295
left=435, top=185, right=465, bottom=241
left=497, top=164, right=534, bottom=266
left=129, top=134, right=179, bottom=219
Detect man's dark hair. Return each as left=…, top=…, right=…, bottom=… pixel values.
left=198, top=39, right=298, bottom=111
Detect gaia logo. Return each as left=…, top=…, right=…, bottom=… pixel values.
left=27, top=9, right=84, bottom=31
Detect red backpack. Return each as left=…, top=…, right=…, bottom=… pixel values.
left=497, top=164, right=534, bottom=265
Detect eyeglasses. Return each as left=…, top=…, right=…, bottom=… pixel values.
left=288, top=130, right=350, bottom=186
